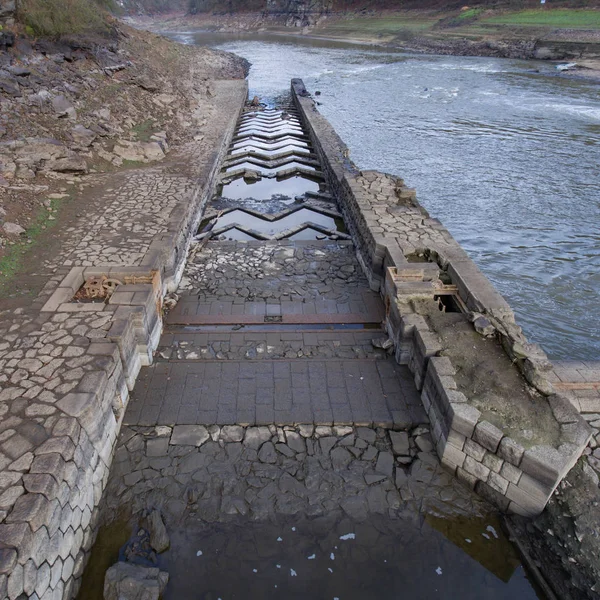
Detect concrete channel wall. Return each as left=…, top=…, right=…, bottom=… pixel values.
left=291, top=78, right=592, bottom=517
left=0, top=82, right=247, bottom=599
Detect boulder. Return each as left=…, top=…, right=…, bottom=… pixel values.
left=15, top=139, right=67, bottom=163
left=103, top=562, right=168, bottom=600
left=113, top=140, right=165, bottom=163
left=0, top=72, right=20, bottom=97
left=44, top=155, right=88, bottom=173
left=146, top=511, right=170, bottom=554
left=71, top=124, right=96, bottom=148
left=51, top=94, right=76, bottom=119
left=3, top=222, right=25, bottom=235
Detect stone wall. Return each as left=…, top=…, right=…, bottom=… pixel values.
left=291, top=78, right=592, bottom=517
left=0, top=82, right=247, bottom=599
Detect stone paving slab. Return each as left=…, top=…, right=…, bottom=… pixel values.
left=124, top=359, right=426, bottom=428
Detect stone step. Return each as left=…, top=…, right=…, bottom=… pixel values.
left=156, top=328, right=390, bottom=361
left=124, top=358, right=426, bottom=428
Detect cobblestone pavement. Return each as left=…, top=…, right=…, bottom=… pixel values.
left=174, top=241, right=381, bottom=313
left=105, top=423, right=489, bottom=523
left=0, top=80, right=247, bottom=599
left=156, top=329, right=389, bottom=361
left=125, top=359, right=426, bottom=428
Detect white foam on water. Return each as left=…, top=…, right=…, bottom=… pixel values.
left=290, top=569, right=297, bottom=577
left=196, top=550, right=202, bottom=556
left=339, top=533, right=356, bottom=540
left=330, top=552, right=335, bottom=560
left=436, top=567, right=443, bottom=575
left=308, top=554, right=316, bottom=560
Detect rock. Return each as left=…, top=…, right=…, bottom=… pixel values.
left=375, top=451, right=394, bottom=477
left=356, top=427, right=376, bottom=444
left=51, top=94, right=76, bottom=119
left=473, top=316, right=495, bottom=337
left=113, top=140, right=165, bottom=163
left=170, top=425, right=209, bottom=447
left=371, top=337, right=394, bottom=350
left=258, top=441, right=277, bottom=464
left=146, top=511, right=169, bottom=554
left=243, top=427, right=271, bottom=450
left=44, top=155, right=87, bottom=173
left=2, top=222, right=25, bottom=235
left=285, top=431, right=305, bottom=453
left=103, top=562, right=168, bottom=600
left=221, top=425, right=244, bottom=442
left=71, top=124, right=96, bottom=148
left=331, top=447, right=352, bottom=470
left=414, top=434, right=434, bottom=453
left=0, top=74, right=20, bottom=97
left=389, top=431, right=410, bottom=456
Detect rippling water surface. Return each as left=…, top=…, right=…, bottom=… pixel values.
left=170, top=31, right=600, bottom=360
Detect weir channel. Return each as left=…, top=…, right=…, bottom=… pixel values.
left=0, top=77, right=594, bottom=599
left=78, top=82, right=590, bottom=598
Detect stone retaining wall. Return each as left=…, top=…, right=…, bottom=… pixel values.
left=0, top=82, right=247, bottom=599
left=291, top=78, right=592, bottom=517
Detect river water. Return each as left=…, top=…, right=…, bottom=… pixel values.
left=168, top=31, right=600, bottom=360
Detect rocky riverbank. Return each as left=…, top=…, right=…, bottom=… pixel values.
left=0, top=19, right=248, bottom=296
left=126, top=9, right=600, bottom=82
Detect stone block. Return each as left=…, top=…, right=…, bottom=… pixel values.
left=475, top=480, right=510, bottom=512
left=463, top=455, right=490, bottom=481
left=487, top=471, right=510, bottom=495
left=5, top=493, right=50, bottom=532
left=446, top=429, right=466, bottom=450
left=447, top=403, right=480, bottom=438
left=519, top=445, right=564, bottom=487
left=497, top=437, right=525, bottom=467
left=473, top=420, right=504, bottom=453
left=438, top=439, right=466, bottom=470
left=170, top=426, right=209, bottom=447
left=464, top=438, right=486, bottom=461
left=482, top=452, right=503, bottom=474
left=23, top=474, right=58, bottom=500
left=505, top=483, right=547, bottom=517
left=500, top=461, right=522, bottom=485
left=456, top=467, right=477, bottom=490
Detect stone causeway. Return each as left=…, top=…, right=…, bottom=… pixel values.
left=0, top=77, right=597, bottom=599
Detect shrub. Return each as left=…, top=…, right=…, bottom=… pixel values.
left=17, top=0, right=112, bottom=37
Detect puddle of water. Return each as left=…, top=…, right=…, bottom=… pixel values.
left=231, top=145, right=311, bottom=160
left=215, top=227, right=263, bottom=241
left=287, top=226, right=335, bottom=240
left=76, top=518, right=131, bottom=600
left=223, top=160, right=317, bottom=175
left=211, top=208, right=340, bottom=235
left=220, top=176, right=321, bottom=201
left=147, top=513, right=542, bottom=600
left=231, top=137, right=310, bottom=151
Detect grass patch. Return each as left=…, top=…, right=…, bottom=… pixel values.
left=17, top=0, right=112, bottom=37
left=131, top=119, right=157, bottom=142
left=0, top=196, right=66, bottom=296
left=482, top=9, right=600, bottom=29
left=320, top=15, right=437, bottom=39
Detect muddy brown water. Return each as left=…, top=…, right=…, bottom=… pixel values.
left=168, top=30, right=600, bottom=361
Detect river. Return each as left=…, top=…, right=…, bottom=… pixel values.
left=168, top=31, right=600, bottom=361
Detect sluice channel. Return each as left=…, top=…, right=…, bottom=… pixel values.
left=80, top=94, right=547, bottom=599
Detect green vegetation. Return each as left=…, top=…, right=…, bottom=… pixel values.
left=17, top=0, right=114, bottom=37
left=131, top=119, right=157, bottom=142
left=0, top=196, right=66, bottom=296
left=321, top=15, right=437, bottom=39
left=482, top=8, right=600, bottom=29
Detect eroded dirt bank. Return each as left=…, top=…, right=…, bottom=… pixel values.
left=0, top=21, right=248, bottom=302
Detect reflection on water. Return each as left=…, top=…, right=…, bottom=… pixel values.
left=209, top=207, right=339, bottom=234
left=157, top=513, right=541, bottom=600
left=220, top=175, right=322, bottom=201
left=169, top=30, right=600, bottom=360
